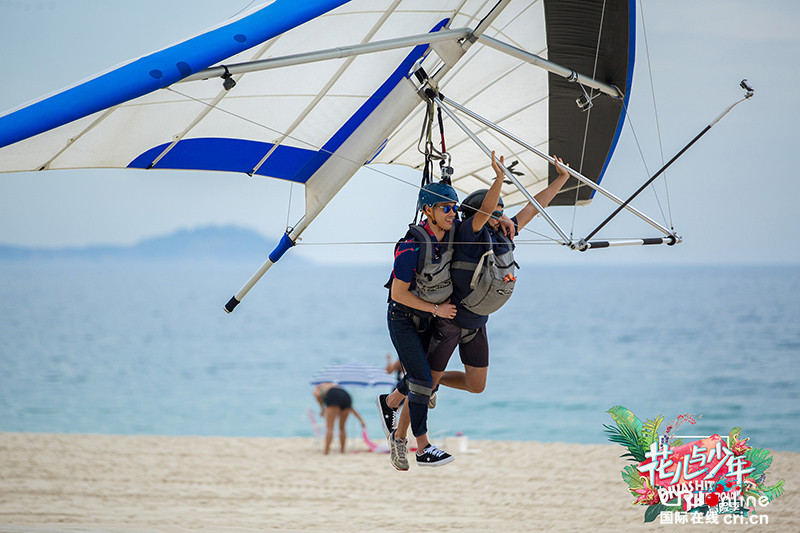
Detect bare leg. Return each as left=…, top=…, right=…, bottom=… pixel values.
left=395, top=401, right=411, bottom=439
left=438, top=365, right=487, bottom=393
left=431, top=370, right=444, bottom=389
left=324, top=406, right=341, bottom=454
left=339, top=409, right=350, bottom=453
left=385, top=388, right=406, bottom=409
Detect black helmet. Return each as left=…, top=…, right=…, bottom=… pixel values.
left=459, top=189, right=504, bottom=218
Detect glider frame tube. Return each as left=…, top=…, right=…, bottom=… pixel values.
left=582, top=237, right=679, bottom=250
left=224, top=220, right=306, bottom=313
left=182, top=28, right=473, bottom=83
left=438, top=95, right=675, bottom=239
left=477, top=35, right=623, bottom=100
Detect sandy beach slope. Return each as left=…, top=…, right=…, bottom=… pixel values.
left=0, top=432, right=796, bottom=532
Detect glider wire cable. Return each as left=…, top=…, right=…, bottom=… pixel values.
left=564, top=0, right=677, bottom=240
left=639, top=0, right=674, bottom=231
left=571, top=0, right=607, bottom=240
left=165, top=86, right=566, bottom=248
left=285, top=181, right=294, bottom=230
left=231, top=1, right=258, bottom=19
left=610, top=5, right=672, bottom=235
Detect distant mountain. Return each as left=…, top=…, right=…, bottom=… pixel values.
left=0, top=226, right=290, bottom=262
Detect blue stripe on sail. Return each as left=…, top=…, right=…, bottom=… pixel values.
left=0, top=0, right=351, bottom=150
left=596, top=0, right=636, bottom=189
left=127, top=19, right=449, bottom=180
left=128, top=139, right=317, bottom=182
left=290, top=19, right=449, bottom=183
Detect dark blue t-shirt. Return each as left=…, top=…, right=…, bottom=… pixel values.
left=450, top=215, right=518, bottom=328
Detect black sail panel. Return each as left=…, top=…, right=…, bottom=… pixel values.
left=546, top=0, right=635, bottom=206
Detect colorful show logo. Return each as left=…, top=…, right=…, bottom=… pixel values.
left=605, top=406, right=785, bottom=523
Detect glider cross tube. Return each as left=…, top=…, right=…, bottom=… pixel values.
left=182, top=28, right=473, bottom=83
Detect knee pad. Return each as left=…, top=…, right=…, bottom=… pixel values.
left=406, top=376, right=434, bottom=405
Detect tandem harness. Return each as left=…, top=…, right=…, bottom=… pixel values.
left=406, top=224, right=454, bottom=304
left=386, top=223, right=455, bottom=311
left=451, top=231, right=518, bottom=316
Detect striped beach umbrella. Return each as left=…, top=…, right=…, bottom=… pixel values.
left=310, top=361, right=397, bottom=388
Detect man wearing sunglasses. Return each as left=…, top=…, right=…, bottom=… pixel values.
left=428, top=150, right=571, bottom=396
left=377, top=181, right=460, bottom=470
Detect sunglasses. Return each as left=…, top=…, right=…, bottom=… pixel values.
left=437, top=204, right=459, bottom=214
left=491, top=209, right=504, bottom=219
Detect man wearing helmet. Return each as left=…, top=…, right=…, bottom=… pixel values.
left=428, top=151, right=571, bottom=395
left=376, top=181, right=460, bottom=470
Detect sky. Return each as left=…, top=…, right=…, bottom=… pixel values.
left=0, top=0, right=798, bottom=265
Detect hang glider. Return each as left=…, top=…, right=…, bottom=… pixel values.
left=1, top=1, right=748, bottom=311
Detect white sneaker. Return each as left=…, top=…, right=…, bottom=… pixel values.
left=388, top=430, right=409, bottom=471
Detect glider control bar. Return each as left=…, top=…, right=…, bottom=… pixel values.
left=438, top=95, right=675, bottom=240
left=182, top=28, right=473, bottom=83
left=433, top=95, right=573, bottom=245
left=435, top=95, right=679, bottom=250
left=581, top=237, right=677, bottom=250
left=478, top=35, right=623, bottom=100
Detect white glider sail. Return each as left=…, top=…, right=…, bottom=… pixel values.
left=0, top=0, right=644, bottom=310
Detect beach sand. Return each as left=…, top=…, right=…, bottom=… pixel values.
left=0, top=432, right=797, bottom=532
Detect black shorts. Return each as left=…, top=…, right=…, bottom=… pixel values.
left=324, top=387, right=352, bottom=409
left=427, top=318, right=489, bottom=372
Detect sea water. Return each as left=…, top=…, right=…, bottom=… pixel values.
left=1, top=261, right=798, bottom=451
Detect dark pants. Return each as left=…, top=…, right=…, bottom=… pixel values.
left=428, top=317, right=490, bottom=372
left=387, top=301, right=433, bottom=438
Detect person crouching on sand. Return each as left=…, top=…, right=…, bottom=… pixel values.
left=313, top=382, right=366, bottom=454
